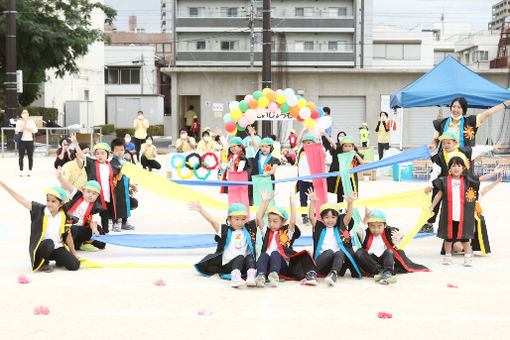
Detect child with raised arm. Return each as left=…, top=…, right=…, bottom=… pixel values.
left=0, top=181, right=79, bottom=272
left=255, top=191, right=315, bottom=287
left=304, top=189, right=361, bottom=286
left=190, top=202, right=257, bottom=288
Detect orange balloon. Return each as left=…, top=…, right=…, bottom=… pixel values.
left=249, top=98, right=258, bottom=109
left=307, top=101, right=316, bottom=110
left=266, top=90, right=277, bottom=102
left=289, top=106, right=299, bottom=118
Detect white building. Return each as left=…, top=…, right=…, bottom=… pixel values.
left=489, top=0, right=510, bottom=30
left=455, top=30, right=500, bottom=70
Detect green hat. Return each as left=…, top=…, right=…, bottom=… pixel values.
left=266, top=206, right=289, bottom=220
left=259, top=137, right=274, bottom=146
left=439, top=131, right=459, bottom=142
left=45, top=187, right=68, bottom=202
left=302, top=134, right=317, bottom=143
left=228, top=203, right=248, bottom=216
left=367, top=209, right=387, bottom=223
left=83, top=180, right=101, bottom=194
left=341, top=136, right=355, bottom=145
left=319, top=202, right=339, bottom=214
left=229, top=137, right=243, bottom=146
left=93, top=142, right=111, bottom=153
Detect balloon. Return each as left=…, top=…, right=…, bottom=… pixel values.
left=297, top=98, right=307, bottom=109
left=238, top=115, right=249, bottom=128
left=225, top=121, right=236, bottom=133
left=310, top=109, right=320, bottom=119
left=258, top=96, right=269, bottom=108
left=286, top=95, right=298, bottom=107
left=280, top=103, right=290, bottom=113
left=296, top=95, right=302, bottom=100
left=316, top=116, right=332, bottom=130
left=239, top=100, right=249, bottom=112
left=276, top=89, right=284, bottom=95
left=262, top=88, right=271, bottom=96
left=253, top=91, right=263, bottom=100
left=304, top=118, right=315, bottom=129
left=228, top=128, right=237, bottom=136
left=249, top=98, right=258, bottom=109
left=289, top=106, right=299, bottom=118
left=276, top=94, right=286, bottom=104
left=244, top=94, right=253, bottom=102
left=236, top=123, right=246, bottom=132
left=229, top=101, right=239, bottom=111
left=299, top=107, right=311, bottom=119
left=297, top=116, right=304, bottom=122
left=267, top=90, right=277, bottom=102
left=223, top=113, right=234, bottom=123
left=268, top=102, right=278, bottom=113
left=307, top=101, right=316, bottom=110
left=316, top=107, right=324, bottom=117
left=245, top=109, right=257, bottom=123
left=283, top=88, right=295, bottom=97
left=230, top=108, right=242, bottom=121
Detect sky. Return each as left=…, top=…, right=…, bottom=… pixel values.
left=104, top=0, right=497, bottom=33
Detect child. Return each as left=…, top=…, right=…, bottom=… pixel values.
left=124, top=133, right=136, bottom=163
left=281, top=148, right=296, bottom=165
left=140, top=135, right=161, bottom=172
left=110, top=138, right=138, bottom=232
left=190, top=202, right=257, bottom=288
left=219, top=136, right=251, bottom=194
left=251, top=137, right=281, bottom=181
left=359, top=123, right=369, bottom=147
left=54, top=137, right=75, bottom=169
left=430, top=151, right=480, bottom=266
left=356, top=209, right=429, bottom=285
left=191, top=116, right=200, bottom=140
left=61, top=143, right=89, bottom=190
left=288, top=129, right=297, bottom=148
left=70, top=133, right=116, bottom=234
left=56, top=169, right=106, bottom=251
left=304, top=189, right=361, bottom=286
left=255, top=191, right=315, bottom=287
left=0, top=181, right=80, bottom=272
left=295, top=133, right=319, bottom=225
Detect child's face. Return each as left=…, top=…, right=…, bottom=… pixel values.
left=368, top=222, right=386, bottom=236
left=342, top=143, right=354, bottom=152
left=228, top=215, right=247, bottom=230
left=302, top=140, right=314, bottom=146
left=442, top=139, right=458, bottom=152
left=94, top=149, right=108, bottom=163
left=322, top=211, right=338, bottom=228
left=46, top=194, right=64, bottom=214
left=260, top=144, right=271, bottom=155
left=450, top=163, right=465, bottom=177
left=267, top=213, right=285, bottom=231
left=112, top=145, right=125, bottom=159
left=230, top=145, right=241, bottom=154
left=83, top=189, right=100, bottom=203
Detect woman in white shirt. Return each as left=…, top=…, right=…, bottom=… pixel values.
left=15, top=109, right=38, bottom=177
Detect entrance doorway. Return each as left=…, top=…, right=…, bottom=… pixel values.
left=179, top=95, right=201, bottom=133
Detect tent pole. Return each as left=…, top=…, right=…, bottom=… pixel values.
left=399, top=108, right=403, bottom=151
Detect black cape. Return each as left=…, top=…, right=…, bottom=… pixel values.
left=433, top=115, right=478, bottom=148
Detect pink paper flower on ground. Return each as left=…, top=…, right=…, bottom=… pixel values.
left=154, top=279, right=166, bottom=286
left=447, top=283, right=458, bottom=288
left=377, top=312, right=393, bottom=319
left=18, top=274, right=31, bottom=284
left=33, top=306, right=41, bottom=315
left=33, top=305, right=49, bottom=315
left=299, top=278, right=309, bottom=286
left=197, top=310, right=213, bottom=316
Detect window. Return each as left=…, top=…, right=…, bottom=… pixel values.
left=472, top=50, right=489, bottom=62
left=121, top=69, right=131, bottom=84
left=403, top=44, right=420, bottom=60
left=295, top=7, right=313, bottom=17
left=221, top=7, right=238, bottom=17
left=386, top=44, right=403, bottom=59
left=188, top=7, right=204, bottom=17
left=328, top=41, right=338, bottom=51
left=221, top=41, right=237, bottom=50
left=156, top=43, right=164, bottom=53
left=129, top=68, right=140, bottom=84
left=107, top=68, right=119, bottom=84
left=328, top=7, right=347, bottom=17
left=84, top=90, right=89, bottom=101
left=105, top=67, right=140, bottom=85
left=338, top=7, right=348, bottom=16
left=373, top=43, right=385, bottom=58
left=304, top=41, right=314, bottom=51
left=373, top=43, right=421, bottom=60
left=164, top=43, right=171, bottom=52
left=196, top=41, right=206, bottom=50
left=295, top=41, right=304, bottom=52
left=434, top=50, right=453, bottom=65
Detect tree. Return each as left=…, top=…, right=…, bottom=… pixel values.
left=0, top=0, right=116, bottom=107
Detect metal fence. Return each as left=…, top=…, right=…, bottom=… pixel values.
left=1, top=127, right=102, bottom=157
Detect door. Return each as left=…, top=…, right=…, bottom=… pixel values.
left=318, top=96, right=366, bottom=141
left=406, top=106, right=437, bottom=146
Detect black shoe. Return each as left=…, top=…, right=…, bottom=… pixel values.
left=39, top=263, right=54, bottom=273
left=305, top=270, right=318, bottom=286
left=324, top=271, right=337, bottom=286
left=418, top=223, right=434, bottom=233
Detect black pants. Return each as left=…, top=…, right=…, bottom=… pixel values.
left=133, top=138, right=144, bottom=162
left=315, top=249, right=346, bottom=275
left=222, top=254, right=255, bottom=273
left=378, top=142, right=389, bottom=160
left=427, top=187, right=440, bottom=224
left=18, top=140, right=34, bottom=171
left=100, top=201, right=114, bottom=233
left=257, top=251, right=289, bottom=275
left=298, top=181, right=314, bottom=217
left=356, top=248, right=394, bottom=275
left=71, top=225, right=106, bottom=250
left=35, top=239, right=80, bottom=271
left=141, top=155, right=161, bottom=171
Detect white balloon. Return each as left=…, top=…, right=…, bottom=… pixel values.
left=299, top=107, right=311, bottom=119
left=286, top=94, right=298, bottom=107
left=317, top=116, right=332, bottom=130
left=245, top=109, right=257, bottom=123
left=229, top=101, right=239, bottom=111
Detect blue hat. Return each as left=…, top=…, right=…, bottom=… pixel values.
left=341, top=136, right=355, bottom=145
left=259, top=137, right=274, bottom=146
left=266, top=206, right=289, bottom=220
left=367, top=209, right=387, bottom=223
left=439, top=131, right=459, bottom=142
left=83, top=180, right=101, bottom=194
left=229, top=137, right=243, bottom=146
left=45, top=187, right=68, bottom=202
left=93, top=142, right=111, bottom=153
left=302, top=134, right=317, bottom=143
left=228, top=203, right=248, bottom=216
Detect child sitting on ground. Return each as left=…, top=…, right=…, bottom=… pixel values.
left=255, top=191, right=315, bottom=287
left=190, top=202, right=257, bottom=288
left=0, top=181, right=80, bottom=272
left=304, top=188, right=361, bottom=286
left=356, top=208, right=429, bottom=285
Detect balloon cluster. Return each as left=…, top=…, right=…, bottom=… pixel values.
left=223, top=88, right=331, bottom=135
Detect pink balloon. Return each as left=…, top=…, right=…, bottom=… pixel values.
left=225, top=121, right=236, bottom=133
left=244, top=94, right=253, bottom=102
left=275, top=89, right=284, bottom=95
left=238, top=115, right=249, bottom=128
left=268, top=102, right=278, bottom=113
left=310, top=109, right=320, bottom=119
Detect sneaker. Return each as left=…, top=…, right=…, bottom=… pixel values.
left=80, top=243, right=99, bottom=252
left=443, top=254, right=452, bottom=266
left=418, top=223, right=434, bottom=233
left=268, top=271, right=279, bottom=287
left=27, top=170, right=32, bottom=177
left=324, top=271, right=337, bottom=286
left=374, top=270, right=384, bottom=282
left=245, top=268, right=257, bottom=287
left=305, top=270, right=318, bottom=286
left=39, top=263, right=54, bottom=273
left=19, top=171, right=24, bottom=177
left=112, top=223, right=121, bottom=232
left=378, top=271, right=393, bottom=285
left=464, top=254, right=473, bottom=267
left=302, top=216, right=310, bottom=225
left=255, top=274, right=266, bottom=287
left=230, top=269, right=245, bottom=288
left=121, top=223, right=135, bottom=230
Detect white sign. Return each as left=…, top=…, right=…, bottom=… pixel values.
left=212, top=103, right=223, bottom=112
left=257, top=110, right=293, bottom=120
left=16, top=70, right=23, bottom=93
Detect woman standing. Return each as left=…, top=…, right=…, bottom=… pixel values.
left=15, top=109, right=38, bottom=177
left=375, top=112, right=390, bottom=160
left=133, top=111, right=149, bottom=163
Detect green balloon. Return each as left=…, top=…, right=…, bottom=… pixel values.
left=237, top=123, right=246, bottom=131
left=280, top=103, right=290, bottom=113
left=239, top=100, right=249, bottom=112
left=253, top=91, right=263, bottom=100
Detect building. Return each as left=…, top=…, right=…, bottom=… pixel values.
left=489, top=0, right=510, bottom=30
left=455, top=30, right=500, bottom=70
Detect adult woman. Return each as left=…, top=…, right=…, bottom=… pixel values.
left=54, top=137, right=75, bottom=169
left=140, top=135, right=161, bottom=172
left=375, top=112, right=390, bottom=160
left=133, top=111, right=149, bottom=163
left=15, top=109, right=38, bottom=177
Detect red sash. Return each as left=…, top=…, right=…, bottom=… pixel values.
left=95, top=161, right=116, bottom=218
left=67, top=197, right=95, bottom=228
left=447, top=175, right=465, bottom=240
left=267, top=230, right=288, bottom=259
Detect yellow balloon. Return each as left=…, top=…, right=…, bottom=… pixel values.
left=297, top=98, right=307, bottom=109
left=262, top=88, right=271, bottom=96
left=276, top=94, right=286, bottom=104
left=230, top=108, right=242, bottom=121
left=304, top=118, right=315, bottom=129
left=258, top=96, right=269, bottom=108
left=228, top=128, right=237, bottom=136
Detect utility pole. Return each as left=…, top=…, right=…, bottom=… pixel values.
left=5, top=0, right=17, bottom=129
left=249, top=0, right=255, bottom=67
left=261, top=0, right=271, bottom=136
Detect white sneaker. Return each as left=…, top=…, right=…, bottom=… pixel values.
left=443, top=255, right=452, bottom=265
left=19, top=171, right=24, bottom=177
left=27, top=170, right=32, bottom=177
left=464, top=254, right=472, bottom=267
left=245, top=268, right=257, bottom=287
left=268, top=271, right=279, bottom=287
left=230, top=269, right=245, bottom=288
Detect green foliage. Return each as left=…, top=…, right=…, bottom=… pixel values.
left=20, top=106, right=58, bottom=121
left=147, top=125, right=164, bottom=136
left=0, top=0, right=116, bottom=107
left=95, top=124, right=115, bottom=135
left=115, top=128, right=135, bottom=138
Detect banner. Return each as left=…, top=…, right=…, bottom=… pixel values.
left=168, top=152, right=222, bottom=181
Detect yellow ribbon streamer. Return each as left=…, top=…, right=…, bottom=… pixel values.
left=80, top=258, right=193, bottom=269
left=397, top=208, right=435, bottom=249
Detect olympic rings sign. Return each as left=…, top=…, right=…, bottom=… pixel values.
left=168, top=152, right=221, bottom=180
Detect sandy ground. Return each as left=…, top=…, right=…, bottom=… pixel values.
left=1, top=154, right=510, bottom=340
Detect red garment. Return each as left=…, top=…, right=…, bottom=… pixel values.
left=289, top=134, right=297, bottom=148
left=192, top=121, right=200, bottom=133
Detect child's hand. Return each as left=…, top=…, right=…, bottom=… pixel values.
left=262, top=171, right=268, bottom=177
left=259, top=189, right=276, bottom=202
left=391, top=229, right=403, bottom=241
left=188, top=201, right=202, bottom=211
left=343, top=191, right=357, bottom=203
left=69, top=133, right=78, bottom=145
left=363, top=207, right=373, bottom=223
left=494, top=142, right=502, bottom=152
left=424, top=187, right=432, bottom=194
left=305, top=188, right=317, bottom=201
left=493, top=164, right=504, bottom=175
